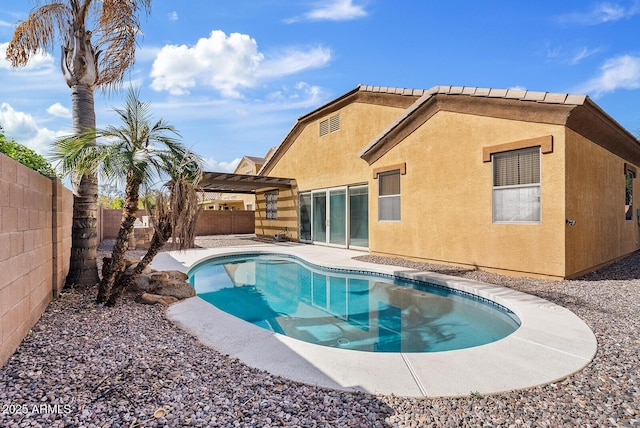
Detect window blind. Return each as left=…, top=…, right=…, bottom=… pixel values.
left=379, top=171, right=400, bottom=196
left=493, top=147, right=540, bottom=187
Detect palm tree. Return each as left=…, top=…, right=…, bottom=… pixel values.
left=52, top=88, right=191, bottom=304
left=106, top=153, right=203, bottom=305
left=6, top=0, right=152, bottom=288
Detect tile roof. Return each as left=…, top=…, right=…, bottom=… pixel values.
left=356, top=84, right=587, bottom=105
left=357, top=85, right=590, bottom=160
left=356, top=85, right=427, bottom=97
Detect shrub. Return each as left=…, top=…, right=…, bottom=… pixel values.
left=0, top=130, right=58, bottom=177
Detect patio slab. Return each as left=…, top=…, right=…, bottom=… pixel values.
left=159, top=243, right=597, bottom=397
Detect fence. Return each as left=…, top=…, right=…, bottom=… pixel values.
left=194, top=210, right=255, bottom=236
left=0, top=163, right=256, bottom=368
left=0, top=153, right=73, bottom=367
left=99, top=208, right=255, bottom=240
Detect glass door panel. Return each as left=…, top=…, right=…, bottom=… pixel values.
left=349, top=186, right=368, bottom=248
left=299, top=193, right=312, bottom=242
left=312, top=192, right=326, bottom=244
left=329, top=189, right=346, bottom=246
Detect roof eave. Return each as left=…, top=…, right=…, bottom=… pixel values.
left=260, top=84, right=422, bottom=176
left=359, top=87, right=588, bottom=165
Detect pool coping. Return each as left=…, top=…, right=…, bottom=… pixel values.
left=158, top=243, right=597, bottom=398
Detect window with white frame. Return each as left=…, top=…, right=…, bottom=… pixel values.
left=265, top=191, right=278, bottom=219
left=492, top=147, right=541, bottom=223
left=378, top=170, right=401, bottom=221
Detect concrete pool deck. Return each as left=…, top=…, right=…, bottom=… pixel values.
left=156, top=243, right=597, bottom=398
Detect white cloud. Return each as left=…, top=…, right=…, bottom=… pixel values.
left=575, top=55, right=640, bottom=97
left=258, top=47, right=331, bottom=79
left=150, top=31, right=264, bottom=97
left=168, top=11, right=178, bottom=21
left=266, top=82, right=324, bottom=108
left=203, top=157, right=240, bottom=173
left=571, top=46, right=602, bottom=64
left=136, top=45, right=162, bottom=62
left=150, top=81, right=327, bottom=123
left=557, top=2, right=640, bottom=25
left=0, top=42, right=55, bottom=70
left=0, top=103, right=67, bottom=154
left=46, top=103, right=71, bottom=118
left=286, top=0, right=368, bottom=23
left=149, top=30, right=331, bottom=98
left=545, top=43, right=603, bottom=65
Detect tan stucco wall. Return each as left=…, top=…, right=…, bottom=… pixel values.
left=256, top=102, right=407, bottom=239
left=255, top=186, right=298, bottom=239
left=268, top=103, right=406, bottom=188
left=368, top=111, right=568, bottom=278
left=564, top=129, right=640, bottom=277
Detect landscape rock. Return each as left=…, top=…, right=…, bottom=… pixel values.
left=151, top=278, right=196, bottom=299
left=131, top=274, right=154, bottom=292
left=136, top=292, right=179, bottom=306
left=125, top=267, right=193, bottom=301
left=163, top=270, right=189, bottom=281
left=124, top=262, right=153, bottom=276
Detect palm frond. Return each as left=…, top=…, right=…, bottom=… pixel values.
left=6, top=3, right=71, bottom=67
left=95, top=0, right=151, bottom=89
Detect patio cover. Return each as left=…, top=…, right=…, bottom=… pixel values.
left=200, top=172, right=293, bottom=194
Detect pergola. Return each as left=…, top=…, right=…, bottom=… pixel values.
left=199, top=172, right=293, bottom=194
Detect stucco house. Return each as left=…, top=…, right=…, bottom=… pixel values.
left=253, top=84, right=640, bottom=279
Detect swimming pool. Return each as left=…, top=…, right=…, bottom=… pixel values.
left=189, top=253, right=520, bottom=352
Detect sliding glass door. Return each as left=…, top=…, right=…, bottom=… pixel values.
left=300, top=186, right=368, bottom=249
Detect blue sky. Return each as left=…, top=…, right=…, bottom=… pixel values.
left=1, top=0, right=640, bottom=174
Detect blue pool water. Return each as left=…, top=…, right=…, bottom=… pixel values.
left=189, top=254, right=520, bottom=353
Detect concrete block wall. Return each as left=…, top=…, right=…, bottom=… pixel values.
left=52, top=179, right=73, bottom=296
left=100, top=208, right=123, bottom=240
left=100, top=208, right=256, bottom=240
left=195, top=210, right=255, bottom=235
left=99, top=208, right=150, bottom=241
left=0, top=153, right=73, bottom=367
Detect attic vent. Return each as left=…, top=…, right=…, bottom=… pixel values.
left=320, top=114, right=340, bottom=136
left=329, top=114, right=340, bottom=132
left=320, top=119, right=329, bottom=136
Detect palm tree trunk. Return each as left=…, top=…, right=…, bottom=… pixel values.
left=97, top=178, right=141, bottom=303
left=106, top=222, right=172, bottom=306
left=65, top=83, right=100, bottom=288
left=133, top=223, right=172, bottom=275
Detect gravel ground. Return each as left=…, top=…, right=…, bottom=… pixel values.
left=0, top=235, right=638, bottom=427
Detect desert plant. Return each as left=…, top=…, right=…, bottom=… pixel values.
left=105, top=151, right=203, bottom=305
left=52, top=87, right=192, bottom=304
